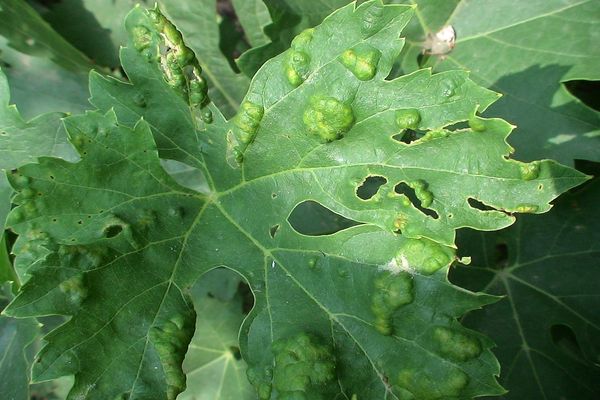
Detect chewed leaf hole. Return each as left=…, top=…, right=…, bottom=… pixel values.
left=288, top=201, right=362, bottom=236
left=550, top=324, right=584, bottom=361
left=104, top=225, right=123, bottom=238
left=229, top=346, right=242, bottom=360
left=392, top=129, right=426, bottom=144
left=269, top=224, right=280, bottom=238
left=394, top=183, right=439, bottom=219
left=356, top=175, right=387, bottom=200
left=468, top=197, right=497, bottom=212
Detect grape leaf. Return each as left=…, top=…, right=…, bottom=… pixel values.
left=396, top=0, right=600, bottom=165
left=451, top=178, right=600, bottom=399
left=2, top=2, right=588, bottom=399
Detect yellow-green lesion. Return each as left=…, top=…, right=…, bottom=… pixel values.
left=339, top=44, right=381, bottom=81
left=248, top=333, right=336, bottom=400
left=284, top=28, right=314, bottom=87
left=395, top=108, right=421, bottom=130
left=395, top=238, right=455, bottom=275
left=371, top=271, right=414, bottom=335
left=131, top=6, right=212, bottom=121
left=397, top=366, right=469, bottom=399
left=150, top=311, right=195, bottom=400
left=234, top=100, right=265, bottom=144
left=303, top=95, right=355, bottom=142
left=432, top=326, right=482, bottom=362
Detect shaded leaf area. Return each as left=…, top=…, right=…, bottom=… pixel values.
left=0, top=0, right=92, bottom=73
left=451, top=178, right=600, bottom=399
left=231, top=0, right=272, bottom=48
left=0, top=0, right=93, bottom=118
left=0, top=39, right=89, bottom=119
left=33, top=0, right=150, bottom=68
left=395, top=0, right=600, bottom=165
left=1, top=2, right=587, bottom=399
left=0, top=285, right=40, bottom=400
left=0, top=313, right=39, bottom=399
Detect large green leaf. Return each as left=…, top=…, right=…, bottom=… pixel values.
left=2, top=2, right=587, bottom=399
left=451, top=178, right=600, bottom=399
left=36, top=0, right=150, bottom=68
left=397, top=0, right=600, bottom=165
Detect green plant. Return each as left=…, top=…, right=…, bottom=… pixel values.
left=1, top=1, right=598, bottom=399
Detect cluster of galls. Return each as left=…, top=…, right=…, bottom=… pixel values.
left=247, top=333, right=336, bottom=400
left=132, top=7, right=213, bottom=124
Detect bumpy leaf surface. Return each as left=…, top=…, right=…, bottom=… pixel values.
left=2, top=2, right=588, bottom=399
left=157, top=0, right=251, bottom=117
left=397, top=0, right=600, bottom=165
left=451, top=178, right=600, bottom=399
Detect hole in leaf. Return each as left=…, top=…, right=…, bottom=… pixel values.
left=356, top=175, right=387, bottom=200
left=104, top=225, right=123, bottom=238
left=444, top=121, right=469, bottom=131
left=394, top=182, right=439, bottom=219
left=494, top=242, right=509, bottom=269
left=288, top=201, right=362, bottom=236
left=564, top=80, right=600, bottom=112
left=468, top=197, right=496, bottom=212
left=271, top=193, right=277, bottom=199
left=550, top=324, right=584, bottom=361
left=392, top=129, right=426, bottom=144
left=229, top=346, right=242, bottom=360
left=269, top=224, right=280, bottom=238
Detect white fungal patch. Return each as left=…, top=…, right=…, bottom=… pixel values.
left=423, top=25, right=456, bottom=56
left=380, top=255, right=414, bottom=275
